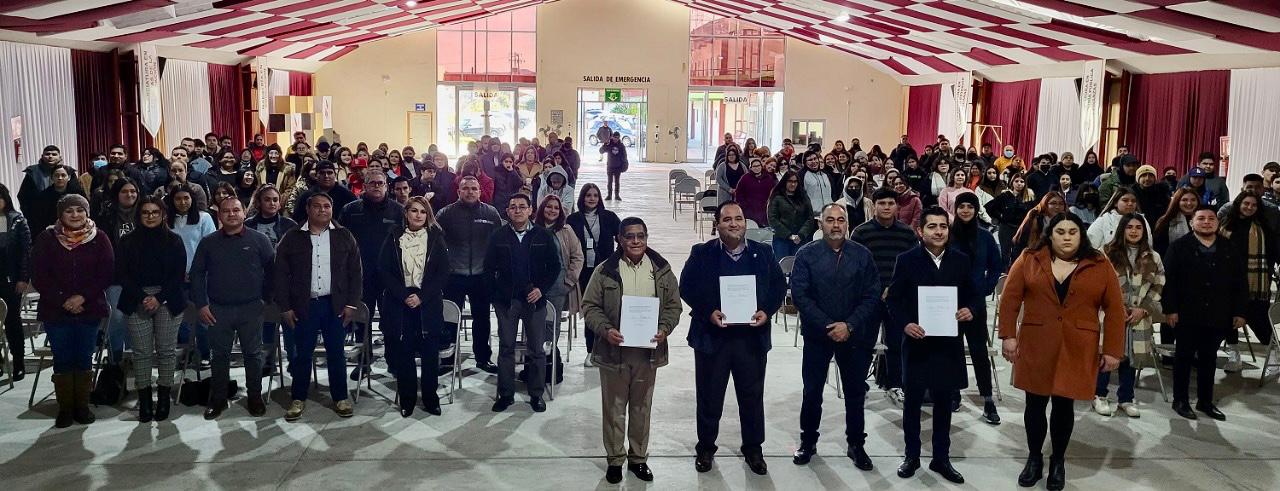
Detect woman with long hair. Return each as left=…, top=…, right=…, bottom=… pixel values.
left=245, top=185, right=299, bottom=375
left=949, top=191, right=1004, bottom=424
left=98, top=177, right=141, bottom=363
left=986, top=173, right=1038, bottom=267
left=938, top=167, right=972, bottom=221
left=891, top=176, right=922, bottom=228
left=492, top=153, right=525, bottom=219
left=767, top=169, right=816, bottom=257
left=208, top=182, right=237, bottom=228
left=1078, top=150, right=1104, bottom=185
left=1094, top=214, right=1164, bottom=418
left=537, top=194, right=584, bottom=362
left=234, top=170, right=258, bottom=207
left=116, top=195, right=186, bottom=423
left=1012, top=191, right=1068, bottom=262
left=1055, top=173, right=1078, bottom=207
left=0, top=183, right=33, bottom=381
left=28, top=164, right=85, bottom=235
left=1070, top=184, right=1101, bottom=227
left=735, top=158, right=778, bottom=227
left=716, top=146, right=746, bottom=205
left=1153, top=187, right=1199, bottom=255
left=931, top=160, right=951, bottom=200
left=1088, top=186, right=1148, bottom=248
left=999, top=212, right=1125, bottom=490
left=566, top=184, right=621, bottom=366
left=31, top=194, right=115, bottom=427
left=165, top=184, right=216, bottom=364
left=210, top=149, right=241, bottom=188
left=377, top=196, right=449, bottom=417
left=1218, top=191, right=1277, bottom=371
left=256, top=143, right=295, bottom=196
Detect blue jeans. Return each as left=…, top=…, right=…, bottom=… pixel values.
left=46, top=321, right=99, bottom=373
left=104, top=285, right=130, bottom=362
left=263, top=321, right=297, bottom=369
left=1096, top=359, right=1135, bottom=403
left=772, top=237, right=803, bottom=258
left=290, top=297, right=348, bottom=402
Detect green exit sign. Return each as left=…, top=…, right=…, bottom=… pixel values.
left=604, top=89, right=621, bottom=102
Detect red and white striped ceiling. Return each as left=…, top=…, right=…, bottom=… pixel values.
left=2, top=1, right=1278, bottom=72
left=671, top=0, right=1280, bottom=76
left=0, top=0, right=551, bottom=61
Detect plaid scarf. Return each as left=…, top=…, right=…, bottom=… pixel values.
left=1246, top=221, right=1270, bottom=301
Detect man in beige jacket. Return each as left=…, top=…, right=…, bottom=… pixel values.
left=580, top=216, right=683, bottom=484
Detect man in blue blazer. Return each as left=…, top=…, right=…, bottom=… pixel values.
left=789, top=203, right=882, bottom=470
left=679, top=201, right=787, bottom=476
left=885, top=206, right=982, bottom=484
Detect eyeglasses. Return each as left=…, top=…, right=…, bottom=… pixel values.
left=508, top=204, right=530, bottom=211
left=140, top=210, right=163, bottom=217
left=622, top=233, right=647, bottom=241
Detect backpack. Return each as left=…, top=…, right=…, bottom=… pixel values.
left=519, top=347, right=564, bottom=386
left=90, top=364, right=128, bottom=406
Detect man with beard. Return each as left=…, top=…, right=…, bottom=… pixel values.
left=18, top=145, right=77, bottom=213
left=1133, top=165, right=1170, bottom=222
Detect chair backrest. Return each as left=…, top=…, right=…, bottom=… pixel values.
left=778, top=255, right=796, bottom=275
left=699, top=195, right=718, bottom=211
left=545, top=300, right=559, bottom=323
left=442, top=299, right=462, bottom=325
left=353, top=302, right=371, bottom=324
left=675, top=179, right=699, bottom=194
left=1268, top=302, right=1280, bottom=328
left=745, top=218, right=760, bottom=229
left=994, top=274, right=1008, bottom=297
left=669, top=169, right=688, bottom=180
left=704, top=169, right=715, bottom=180
left=746, top=228, right=772, bottom=243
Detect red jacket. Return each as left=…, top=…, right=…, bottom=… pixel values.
left=734, top=171, right=778, bottom=227
left=455, top=170, right=495, bottom=204
left=31, top=229, right=115, bottom=322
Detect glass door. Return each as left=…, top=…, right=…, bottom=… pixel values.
left=578, top=88, right=647, bottom=162
left=437, top=84, right=536, bottom=158
left=687, top=90, right=783, bottom=163
left=687, top=91, right=709, bottom=162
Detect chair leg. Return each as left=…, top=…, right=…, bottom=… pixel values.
left=27, top=356, right=45, bottom=408
left=990, top=354, right=1003, bottom=401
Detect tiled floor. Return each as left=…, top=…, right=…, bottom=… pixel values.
left=1, top=161, right=1278, bottom=490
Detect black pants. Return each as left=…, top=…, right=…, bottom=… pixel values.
left=1, top=283, right=23, bottom=368
left=957, top=309, right=993, bottom=398
left=695, top=335, right=767, bottom=455
left=383, top=300, right=439, bottom=408
left=1024, top=393, right=1074, bottom=459
left=606, top=171, right=621, bottom=198
left=578, top=266, right=597, bottom=353
left=904, top=383, right=953, bottom=460
left=799, top=334, right=874, bottom=447
left=1227, top=300, right=1274, bottom=346
left=1173, top=324, right=1223, bottom=404
left=443, top=273, right=493, bottom=364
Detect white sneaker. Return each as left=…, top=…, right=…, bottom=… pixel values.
left=1118, top=402, right=1140, bottom=418
left=1225, top=346, right=1242, bottom=373
left=1092, top=397, right=1114, bottom=416
left=584, top=356, right=594, bottom=368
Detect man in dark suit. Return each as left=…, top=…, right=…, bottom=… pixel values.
left=885, top=206, right=980, bottom=484
left=679, top=201, right=787, bottom=476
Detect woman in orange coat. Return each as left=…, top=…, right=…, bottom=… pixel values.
left=998, top=212, right=1125, bottom=491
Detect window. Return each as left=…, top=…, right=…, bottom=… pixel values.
left=437, top=6, right=536, bottom=83
left=690, top=12, right=784, bottom=88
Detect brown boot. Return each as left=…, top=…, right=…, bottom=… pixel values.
left=72, top=370, right=96, bottom=425
left=52, top=373, right=74, bottom=428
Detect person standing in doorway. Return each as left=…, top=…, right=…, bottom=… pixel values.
left=602, top=132, right=629, bottom=201
left=596, top=122, right=612, bottom=163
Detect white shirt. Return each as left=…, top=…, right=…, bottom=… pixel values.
left=310, top=228, right=332, bottom=298
left=926, top=247, right=945, bottom=268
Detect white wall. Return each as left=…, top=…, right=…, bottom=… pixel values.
left=313, top=29, right=437, bottom=149
left=782, top=41, right=905, bottom=150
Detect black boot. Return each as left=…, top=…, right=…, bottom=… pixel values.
left=137, top=387, right=154, bottom=423
left=1046, top=456, right=1066, bottom=491
left=154, top=386, right=172, bottom=421
left=1017, top=455, right=1043, bottom=487
left=72, top=370, right=96, bottom=425
left=52, top=373, right=74, bottom=428
left=9, top=356, right=25, bottom=382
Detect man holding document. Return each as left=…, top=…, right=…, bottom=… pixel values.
left=679, top=201, right=787, bottom=476
left=580, top=217, right=682, bottom=484
left=790, top=203, right=883, bottom=470
left=884, top=206, right=981, bottom=483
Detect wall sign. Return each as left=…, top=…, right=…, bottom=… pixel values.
left=138, top=43, right=162, bottom=137
left=414, top=103, right=427, bottom=112
left=604, top=89, right=622, bottom=102
left=582, top=75, right=652, bottom=83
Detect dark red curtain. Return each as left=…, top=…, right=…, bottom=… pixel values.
left=981, top=80, right=1040, bottom=163
left=906, top=84, right=941, bottom=151
left=71, top=49, right=120, bottom=174
left=207, top=62, right=245, bottom=150
left=1127, top=71, right=1229, bottom=175
left=288, top=71, right=312, bottom=96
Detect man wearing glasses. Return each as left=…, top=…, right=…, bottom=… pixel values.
left=291, top=161, right=356, bottom=224
left=485, top=193, right=561, bottom=413
left=339, top=169, right=404, bottom=380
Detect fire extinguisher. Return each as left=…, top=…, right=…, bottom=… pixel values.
left=13, top=137, right=20, bottom=163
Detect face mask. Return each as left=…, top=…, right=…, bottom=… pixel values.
left=93, top=159, right=108, bottom=169
left=1004, top=150, right=1015, bottom=158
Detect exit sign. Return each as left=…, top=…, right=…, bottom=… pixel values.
left=604, top=89, right=621, bottom=102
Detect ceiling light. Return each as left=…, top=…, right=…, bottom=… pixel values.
left=835, top=14, right=850, bottom=23
left=819, top=34, right=836, bottom=44
left=406, top=1, right=418, bottom=6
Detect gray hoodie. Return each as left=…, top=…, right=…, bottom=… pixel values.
left=537, top=165, right=576, bottom=214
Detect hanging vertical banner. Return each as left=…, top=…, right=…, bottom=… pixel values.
left=256, top=58, right=270, bottom=126
left=322, top=96, right=332, bottom=129
left=937, top=71, right=973, bottom=145
left=1080, top=59, right=1105, bottom=154
left=137, top=43, right=162, bottom=137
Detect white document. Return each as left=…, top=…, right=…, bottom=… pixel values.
left=620, top=295, right=659, bottom=349
left=918, top=286, right=959, bottom=337
left=719, top=275, right=757, bottom=325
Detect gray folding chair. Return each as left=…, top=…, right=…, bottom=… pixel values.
left=0, top=298, right=11, bottom=390
left=311, top=302, right=371, bottom=404
left=668, top=169, right=688, bottom=202
left=697, top=194, right=718, bottom=239
left=262, top=303, right=285, bottom=394
left=441, top=299, right=462, bottom=404
left=1261, top=303, right=1280, bottom=387
left=745, top=218, right=760, bottom=229
left=673, top=177, right=700, bottom=219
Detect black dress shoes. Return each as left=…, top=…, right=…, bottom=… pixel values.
left=477, top=361, right=499, bottom=374
left=1196, top=402, right=1226, bottom=421
left=1046, top=457, right=1066, bottom=491
left=247, top=394, right=267, bottom=417
left=530, top=397, right=546, bottom=412
left=792, top=445, right=817, bottom=465
left=399, top=406, right=414, bottom=418
left=694, top=451, right=714, bottom=473
left=897, top=457, right=920, bottom=478
left=1018, top=455, right=1043, bottom=487
left=744, top=453, right=768, bottom=475
left=983, top=401, right=1002, bottom=425
left=929, top=460, right=965, bottom=484
left=491, top=396, right=514, bottom=412
left=605, top=465, right=622, bottom=484
left=849, top=446, right=873, bottom=471
left=203, top=401, right=226, bottom=421
left=423, top=395, right=442, bottom=416
left=1173, top=400, right=1197, bottom=420
left=628, top=463, right=654, bottom=481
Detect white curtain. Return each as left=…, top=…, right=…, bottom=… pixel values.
left=1034, top=77, right=1083, bottom=159
left=160, top=59, right=212, bottom=153
left=937, top=82, right=957, bottom=145
left=0, top=41, right=78, bottom=208
left=269, top=68, right=290, bottom=114
left=1227, top=67, right=1280, bottom=193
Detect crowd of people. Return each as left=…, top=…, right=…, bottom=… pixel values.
left=0, top=128, right=1275, bottom=488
